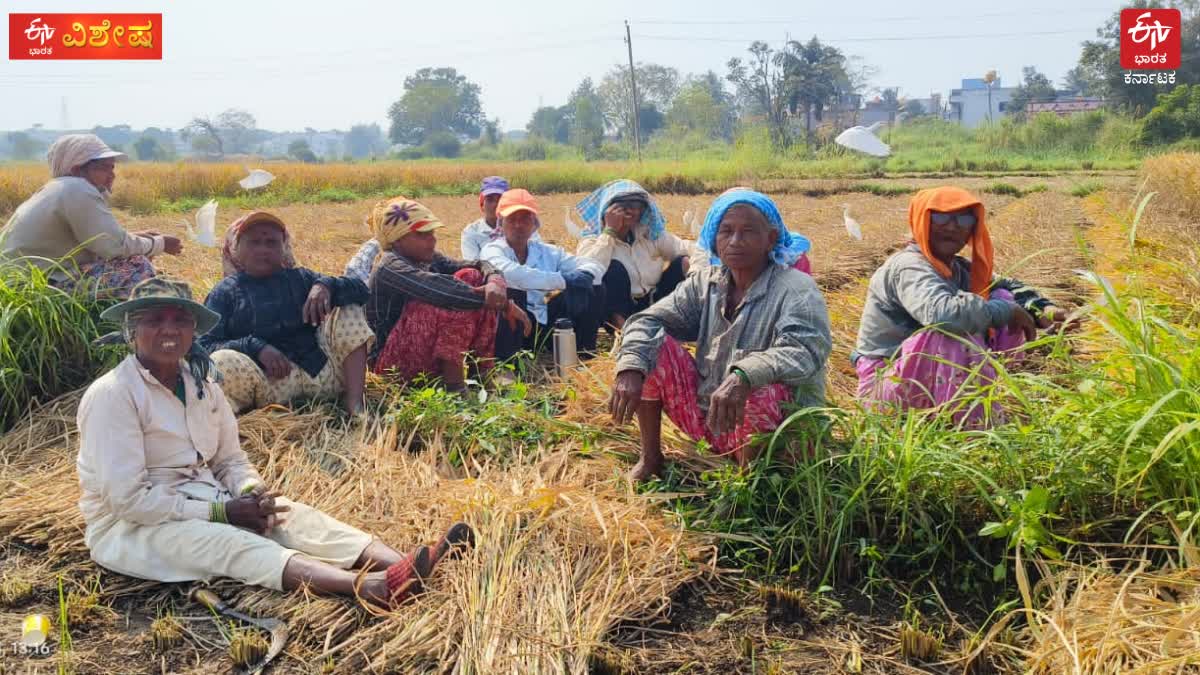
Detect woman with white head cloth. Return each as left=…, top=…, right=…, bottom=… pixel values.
left=0, top=134, right=183, bottom=297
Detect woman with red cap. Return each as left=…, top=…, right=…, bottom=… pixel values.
left=853, top=186, right=1069, bottom=425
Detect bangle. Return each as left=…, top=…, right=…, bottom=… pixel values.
left=209, top=501, right=228, bottom=524
left=240, top=482, right=260, bottom=496
left=731, top=368, right=751, bottom=386
left=603, top=227, right=619, bottom=238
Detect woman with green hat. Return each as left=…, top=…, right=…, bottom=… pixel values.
left=76, top=277, right=473, bottom=607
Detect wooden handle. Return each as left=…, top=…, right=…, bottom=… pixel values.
left=189, top=587, right=225, bottom=612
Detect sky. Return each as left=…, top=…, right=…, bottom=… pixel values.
left=0, top=0, right=1122, bottom=134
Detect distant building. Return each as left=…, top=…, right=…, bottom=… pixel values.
left=949, top=78, right=1016, bottom=128
left=1024, top=98, right=1106, bottom=116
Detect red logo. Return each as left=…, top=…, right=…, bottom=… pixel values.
left=1120, top=8, right=1181, bottom=70
left=9, top=13, right=161, bottom=60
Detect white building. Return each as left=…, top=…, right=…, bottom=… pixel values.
left=949, top=78, right=1016, bottom=128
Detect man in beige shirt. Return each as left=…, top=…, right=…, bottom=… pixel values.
left=0, top=134, right=182, bottom=295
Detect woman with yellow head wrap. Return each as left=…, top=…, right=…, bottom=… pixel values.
left=362, top=197, right=529, bottom=391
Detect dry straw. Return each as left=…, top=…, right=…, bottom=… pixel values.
left=0, top=396, right=714, bottom=673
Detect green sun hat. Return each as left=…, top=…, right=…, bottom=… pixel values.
left=99, top=277, right=221, bottom=335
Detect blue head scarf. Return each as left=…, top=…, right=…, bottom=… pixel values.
left=698, top=189, right=811, bottom=266
left=575, top=179, right=667, bottom=240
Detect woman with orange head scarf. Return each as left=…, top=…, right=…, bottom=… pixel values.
left=852, top=187, right=1068, bottom=425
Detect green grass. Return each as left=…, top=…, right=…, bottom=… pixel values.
left=0, top=257, right=118, bottom=432
left=644, top=253, right=1199, bottom=612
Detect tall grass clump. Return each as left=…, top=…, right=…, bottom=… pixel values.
left=0, top=260, right=114, bottom=431
left=653, top=254, right=1199, bottom=605
left=1140, top=152, right=1200, bottom=216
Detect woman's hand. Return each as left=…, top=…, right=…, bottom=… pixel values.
left=603, top=204, right=633, bottom=239
left=1037, top=305, right=1080, bottom=332
left=1007, top=304, right=1038, bottom=342
left=706, top=373, right=752, bottom=437
left=472, top=281, right=509, bottom=311
left=505, top=300, right=533, bottom=337
left=258, top=345, right=293, bottom=380
left=161, top=235, right=184, bottom=256
left=225, top=494, right=289, bottom=534
left=303, top=283, right=333, bottom=325
left=610, top=370, right=646, bottom=425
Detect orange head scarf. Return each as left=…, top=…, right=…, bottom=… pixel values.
left=907, top=186, right=993, bottom=299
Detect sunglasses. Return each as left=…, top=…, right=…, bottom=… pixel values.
left=930, top=211, right=978, bottom=229
left=610, top=199, right=646, bottom=212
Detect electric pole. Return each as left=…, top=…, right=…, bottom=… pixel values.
left=625, top=20, right=642, bottom=162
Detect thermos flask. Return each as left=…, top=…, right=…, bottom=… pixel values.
left=552, top=318, right=578, bottom=376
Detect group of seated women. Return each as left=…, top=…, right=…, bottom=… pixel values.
left=0, top=133, right=1070, bottom=609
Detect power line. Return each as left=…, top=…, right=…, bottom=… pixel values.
left=634, top=28, right=1094, bottom=44
left=635, top=6, right=1106, bottom=25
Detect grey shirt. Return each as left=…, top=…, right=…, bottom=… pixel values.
left=616, top=263, right=832, bottom=410
left=853, top=244, right=1050, bottom=362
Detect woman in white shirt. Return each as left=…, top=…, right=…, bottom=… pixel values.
left=574, top=180, right=691, bottom=330
left=480, top=189, right=607, bottom=361
left=77, top=277, right=472, bottom=608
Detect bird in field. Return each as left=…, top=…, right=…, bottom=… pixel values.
left=181, top=199, right=218, bottom=247
left=841, top=203, right=863, bottom=241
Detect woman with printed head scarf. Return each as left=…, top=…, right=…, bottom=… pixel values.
left=610, top=190, right=832, bottom=481
left=200, top=211, right=373, bottom=415
left=76, top=277, right=473, bottom=608
left=574, top=179, right=693, bottom=331
left=0, top=133, right=183, bottom=296
left=852, top=186, right=1069, bottom=425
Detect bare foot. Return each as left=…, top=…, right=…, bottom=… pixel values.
left=356, top=571, right=391, bottom=608
left=628, top=455, right=664, bottom=482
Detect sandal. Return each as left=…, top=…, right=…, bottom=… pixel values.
left=384, top=545, right=432, bottom=607
left=432, top=522, right=476, bottom=566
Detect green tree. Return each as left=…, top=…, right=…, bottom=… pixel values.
left=668, top=79, right=727, bottom=139
left=902, top=99, right=926, bottom=117
left=880, top=87, right=901, bottom=125
left=288, top=139, right=318, bottom=163
left=6, top=132, right=42, bottom=160
left=387, top=67, right=484, bottom=145
left=425, top=131, right=462, bottom=158
left=1139, top=84, right=1200, bottom=144
left=727, top=41, right=790, bottom=146
left=480, top=118, right=501, bottom=146
left=182, top=110, right=254, bottom=157
left=1009, top=66, right=1058, bottom=119
left=132, top=135, right=168, bottom=161
left=345, top=123, right=386, bottom=159
left=527, top=106, right=570, bottom=143
left=1076, top=1, right=1200, bottom=114
left=598, top=62, right=680, bottom=139
left=1061, top=65, right=1099, bottom=96
left=91, top=124, right=134, bottom=151
left=567, top=78, right=605, bottom=153
left=777, top=37, right=850, bottom=142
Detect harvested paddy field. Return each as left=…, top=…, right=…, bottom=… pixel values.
left=4, top=169, right=1200, bottom=674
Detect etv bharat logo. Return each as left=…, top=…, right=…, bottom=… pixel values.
left=1121, top=8, right=1181, bottom=69
left=23, top=16, right=55, bottom=52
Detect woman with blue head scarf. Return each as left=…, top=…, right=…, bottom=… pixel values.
left=575, top=179, right=693, bottom=331
left=610, top=190, right=832, bottom=481
left=687, top=187, right=814, bottom=276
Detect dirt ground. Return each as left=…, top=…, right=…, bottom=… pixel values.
left=1, top=175, right=1137, bottom=674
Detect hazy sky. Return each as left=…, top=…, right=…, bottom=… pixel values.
left=0, top=0, right=1120, bottom=133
